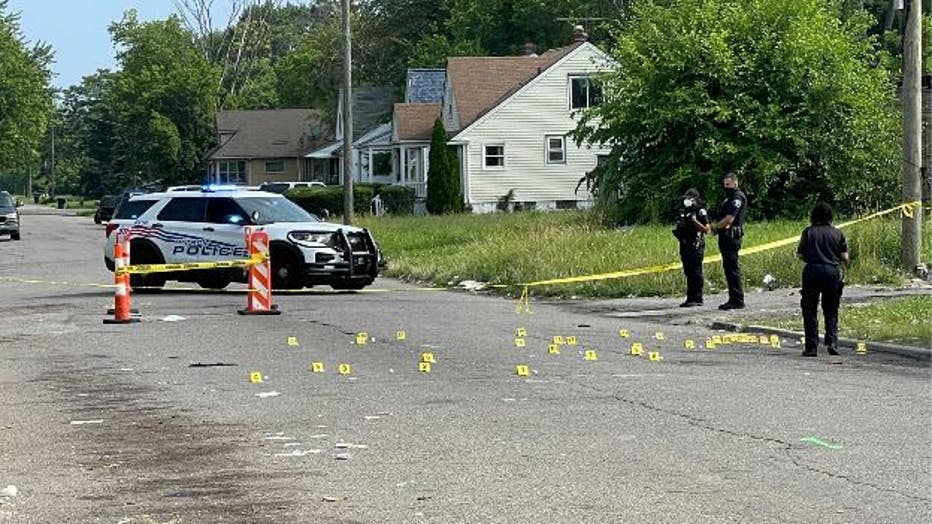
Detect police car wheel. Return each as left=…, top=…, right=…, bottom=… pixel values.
left=271, top=248, right=304, bottom=290
left=129, top=243, right=166, bottom=292
left=330, top=279, right=371, bottom=291
left=197, top=276, right=231, bottom=290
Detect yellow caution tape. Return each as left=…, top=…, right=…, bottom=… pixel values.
left=117, top=253, right=268, bottom=275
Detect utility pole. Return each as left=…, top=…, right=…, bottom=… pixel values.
left=50, top=126, right=56, bottom=197
left=341, top=0, right=354, bottom=225
left=902, top=0, right=923, bottom=272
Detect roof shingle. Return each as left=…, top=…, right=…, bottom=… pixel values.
left=394, top=103, right=441, bottom=141
left=212, top=109, right=324, bottom=159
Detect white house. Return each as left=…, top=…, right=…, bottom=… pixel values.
left=442, top=36, right=614, bottom=212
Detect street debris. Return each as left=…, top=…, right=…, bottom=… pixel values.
left=274, top=449, right=323, bottom=457
left=255, top=391, right=281, bottom=398
left=161, top=315, right=186, bottom=322
left=188, top=362, right=237, bottom=368
left=70, top=420, right=103, bottom=425
left=0, top=485, right=17, bottom=498
left=334, top=453, right=350, bottom=460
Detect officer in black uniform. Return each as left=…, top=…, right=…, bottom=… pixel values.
left=673, top=188, right=710, bottom=307
left=797, top=202, right=849, bottom=357
left=710, top=172, right=747, bottom=310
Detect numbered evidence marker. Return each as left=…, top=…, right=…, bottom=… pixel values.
left=584, top=349, right=598, bottom=361
left=552, top=335, right=566, bottom=345
left=249, top=371, right=264, bottom=384
left=629, top=342, right=644, bottom=356
left=419, top=362, right=432, bottom=373
left=421, top=352, right=437, bottom=364
left=566, top=336, right=578, bottom=346
left=548, top=344, right=561, bottom=355
left=759, top=335, right=770, bottom=345
left=648, top=351, right=663, bottom=362
left=769, top=334, right=781, bottom=349
left=855, top=342, right=868, bottom=355
left=515, top=365, right=530, bottom=377
left=619, top=329, right=630, bottom=338
left=704, top=338, right=716, bottom=350
left=654, top=331, right=665, bottom=341
left=395, top=330, right=407, bottom=342
left=311, top=362, right=325, bottom=373
left=287, top=336, right=299, bottom=347
left=515, top=327, right=527, bottom=338
left=514, top=338, right=526, bottom=348
left=683, top=339, right=696, bottom=350
left=338, top=363, right=352, bottom=376
left=356, top=332, right=368, bottom=345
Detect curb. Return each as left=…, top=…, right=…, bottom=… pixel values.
left=710, top=321, right=930, bottom=361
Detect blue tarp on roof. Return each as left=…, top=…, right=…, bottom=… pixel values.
left=406, top=69, right=446, bottom=103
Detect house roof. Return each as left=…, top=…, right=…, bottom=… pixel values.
left=394, top=103, right=441, bottom=141
left=338, top=86, right=399, bottom=142
left=355, top=122, right=393, bottom=147
left=406, top=69, right=446, bottom=103
left=211, top=109, right=323, bottom=159
left=446, top=42, right=584, bottom=130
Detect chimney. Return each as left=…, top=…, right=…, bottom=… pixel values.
left=522, top=41, right=538, bottom=57
left=573, top=25, right=588, bottom=43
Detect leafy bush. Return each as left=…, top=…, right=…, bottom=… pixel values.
left=287, top=185, right=375, bottom=218
left=426, top=119, right=462, bottom=214
left=374, top=184, right=416, bottom=215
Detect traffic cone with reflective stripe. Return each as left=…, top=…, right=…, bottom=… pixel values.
left=238, top=229, right=281, bottom=315
left=104, top=238, right=140, bottom=324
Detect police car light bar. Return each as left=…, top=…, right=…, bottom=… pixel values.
left=202, top=184, right=242, bottom=192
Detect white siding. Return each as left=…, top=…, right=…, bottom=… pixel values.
left=454, top=43, right=612, bottom=206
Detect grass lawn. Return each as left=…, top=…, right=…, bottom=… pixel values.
left=748, top=296, right=932, bottom=347
left=359, top=211, right=932, bottom=298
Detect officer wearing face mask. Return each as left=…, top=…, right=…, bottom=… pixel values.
left=673, top=188, right=710, bottom=307
left=710, top=172, right=747, bottom=310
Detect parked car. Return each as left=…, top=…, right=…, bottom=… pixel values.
left=94, top=195, right=120, bottom=224
left=0, top=191, right=21, bottom=240
left=103, top=187, right=384, bottom=291
left=258, top=181, right=325, bottom=194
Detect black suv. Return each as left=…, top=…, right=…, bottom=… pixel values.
left=0, top=191, right=21, bottom=240
left=94, top=195, right=120, bottom=224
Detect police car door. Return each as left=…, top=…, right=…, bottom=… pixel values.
left=152, top=196, right=209, bottom=263
left=204, top=197, right=250, bottom=261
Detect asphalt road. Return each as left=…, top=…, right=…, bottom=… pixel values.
left=0, top=210, right=929, bottom=523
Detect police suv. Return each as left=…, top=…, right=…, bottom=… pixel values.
left=103, top=187, right=383, bottom=291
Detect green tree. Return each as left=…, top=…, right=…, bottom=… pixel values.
left=574, top=0, right=901, bottom=223
left=426, top=119, right=462, bottom=214
left=0, top=0, right=54, bottom=172
left=109, top=11, right=221, bottom=185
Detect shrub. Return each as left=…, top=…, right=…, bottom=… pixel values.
left=426, top=119, right=462, bottom=214
left=286, top=185, right=375, bottom=218
left=374, top=185, right=416, bottom=215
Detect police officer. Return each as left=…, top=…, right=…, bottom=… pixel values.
left=674, top=188, right=710, bottom=307
left=710, top=172, right=747, bottom=310
left=797, top=202, right=849, bottom=357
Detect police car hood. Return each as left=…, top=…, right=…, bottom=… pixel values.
left=259, top=221, right=366, bottom=235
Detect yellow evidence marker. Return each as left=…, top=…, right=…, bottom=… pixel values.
left=584, top=349, right=598, bottom=361
left=515, top=365, right=530, bottom=377
left=654, top=332, right=665, bottom=341
left=311, top=362, right=325, bottom=373
left=548, top=344, right=560, bottom=355
left=514, top=338, right=526, bottom=348
left=338, top=364, right=352, bottom=376
left=395, top=330, right=407, bottom=341
left=630, top=343, right=644, bottom=356
left=421, top=352, right=437, bottom=364
left=770, top=338, right=782, bottom=349
left=856, top=342, right=868, bottom=355
left=769, top=335, right=780, bottom=345
left=566, top=336, right=578, bottom=346
left=356, top=332, right=368, bottom=345
left=712, top=335, right=723, bottom=345
left=648, top=351, right=663, bottom=362
left=619, top=329, right=630, bottom=338
left=759, top=335, right=770, bottom=345
left=249, top=371, right=264, bottom=384
left=419, top=362, right=432, bottom=373
left=287, top=337, right=299, bottom=346
left=683, top=339, right=696, bottom=350
left=553, top=335, right=565, bottom=345
left=704, top=338, right=716, bottom=350
left=515, top=328, right=527, bottom=337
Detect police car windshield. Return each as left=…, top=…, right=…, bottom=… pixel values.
left=236, top=196, right=318, bottom=224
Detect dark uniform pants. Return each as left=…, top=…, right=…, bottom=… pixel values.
left=718, top=234, right=744, bottom=305
left=679, top=243, right=704, bottom=302
left=800, top=263, right=842, bottom=351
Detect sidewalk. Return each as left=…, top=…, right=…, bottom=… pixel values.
left=551, top=282, right=931, bottom=358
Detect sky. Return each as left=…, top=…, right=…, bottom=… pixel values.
left=9, top=0, right=227, bottom=89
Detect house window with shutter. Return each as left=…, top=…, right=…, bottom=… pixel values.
left=265, top=161, right=285, bottom=173
left=483, top=144, right=505, bottom=169
left=546, top=136, right=566, bottom=164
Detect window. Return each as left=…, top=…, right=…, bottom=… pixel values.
left=546, top=136, right=566, bottom=164
left=556, top=200, right=578, bottom=210
left=115, top=199, right=157, bottom=220
left=206, top=198, right=249, bottom=225
left=265, top=161, right=285, bottom=173
left=157, top=198, right=208, bottom=222
left=570, top=76, right=602, bottom=110
left=483, top=144, right=505, bottom=169
left=216, top=161, right=247, bottom=184
left=371, top=151, right=392, bottom=177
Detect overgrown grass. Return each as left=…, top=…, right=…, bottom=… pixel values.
left=359, top=211, right=932, bottom=298
left=749, top=296, right=932, bottom=347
